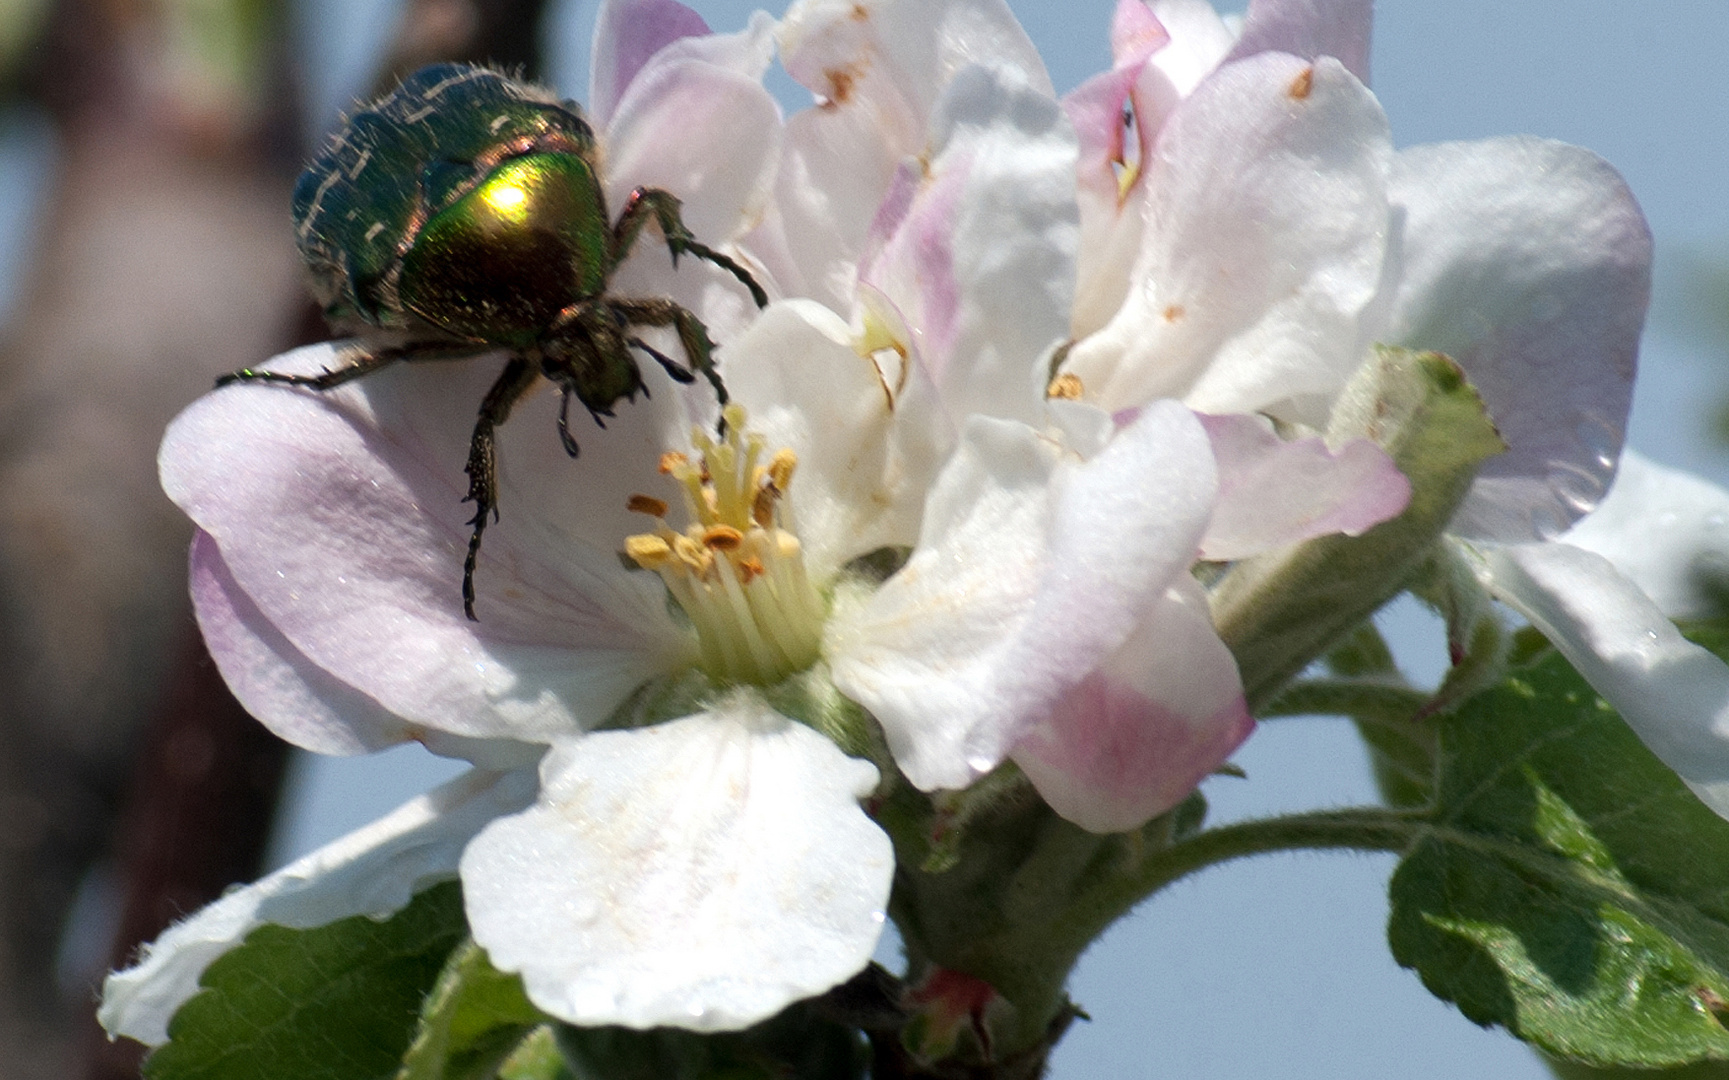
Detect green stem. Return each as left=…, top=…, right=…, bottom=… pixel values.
left=1057, top=806, right=1424, bottom=951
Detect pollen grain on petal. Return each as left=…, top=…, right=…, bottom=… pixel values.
left=1163, top=304, right=1186, bottom=323
left=1289, top=67, right=1315, bottom=100
left=1048, top=372, right=1085, bottom=400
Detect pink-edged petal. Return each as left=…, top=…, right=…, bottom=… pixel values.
left=160, top=344, right=696, bottom=744
left=1064, top=62, right=1153, bottom=338
left=1223, top=0, right=1373, bottom=84
left=1014, top=576, right=1251, bottom=833
left=1197, top=412, right=1409, bottom=560
left=1562, top=451, right=1729, bottom=621
left=100, top=767, right=537, bottom=1046
left=828, top=401, right=1216, bottom=791
left=1479, top=542, right=1729, bottom=819
left=865, top=64, right=1077, bottom=429
left=461, top=695, right=891, bottom=1031
left=1381, top=137, right=1651, bottom=542
left=604, top=58, right=782, bottom=251
left=1063, top=54, right=1390, bottom=421
left=588, top=0, right=710, bottom=127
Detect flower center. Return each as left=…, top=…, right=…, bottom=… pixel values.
left=624, top=405, right=826, bottom=685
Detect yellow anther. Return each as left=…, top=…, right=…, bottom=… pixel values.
left=1048, top=372, right=1085, bottom=400
left=624, top=534, right=674, bottom=570
left=738, top=557, right=765, bottom=583
left=703, top=525, right=745, bottom=551
left=627, top=494, right=669, bottom=517
left=659, top=451, right=689, bottom=474
left=767, top=449, right=797, bottom=491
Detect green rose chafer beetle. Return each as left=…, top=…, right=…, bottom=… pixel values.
left=219, top=63, right=768, bottom=619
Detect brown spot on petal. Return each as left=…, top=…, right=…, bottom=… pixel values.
left=1289, top=67, right=1315, bottom=100
left=1047, top=372, right=1084, bottom=400
left=826, top=64, right=863, bottom=105
left=627, top=494, right=669, bottom=517
left=1163, top=304, right=1186, bottom=323
left=850, top=2, right=868, bottom=19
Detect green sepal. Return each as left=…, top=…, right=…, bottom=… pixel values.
left=1389, top=648, right=1729, bottom=1067
left=396, top=939, right=548, bottom=1080
left=1211, top=346, right=1506, bottom=708
left=143, top=881, right=468, bottom=1080
left=498, top=1028, right=577, bottom=1080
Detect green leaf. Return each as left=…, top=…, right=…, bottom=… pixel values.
left=1389, top=650, right=1729, bottom=1067
left=1212, top=346, right=1506, bottom=708
left=554, top=1001, right=869, bottom=1080
left=397, top=940, right=547, bottom=1080
left=144, top=882, right=467, bottom=1080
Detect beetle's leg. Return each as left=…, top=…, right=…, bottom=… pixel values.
left=626, top=336, right=695, bottom=385
left=215, top=339, right=469, bottom=391
left=554, top=381, right=584, bottom=457
left=609, top=298, right=728, bottom=416
left=611, top=187, right=769, bottom=309
left=461, top=355, right=541, bottom=621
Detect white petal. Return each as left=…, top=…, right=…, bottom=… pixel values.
left=1479, top=542, right=1729, bottom=819
left=828, top=402, right=1216, bottom=790
left=1063, top=54, right=1390, bottom=420
left=1562, top=451, right=1729, bottom=621
left=1147, top=0, right=1238, bottom=97
left=1014, top=576, right=1252, bottom=833
left=1382, top=137, right=1650, bottom=541
left=461, top=698, right=891, bottom=1031
left=1223, top=0, right=1373, bottom=84
left=720, top=300, right=933, bottom=572
left=99, top=768, right=537, bottom=1046
left=871, top=63, right=1078, bottom=430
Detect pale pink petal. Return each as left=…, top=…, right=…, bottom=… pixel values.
left=160, top=344, right=696, bottom=745
left=1479, top=542, right=1729, bottom=820
left=828, top=401, right=1216, bottom=791
left=101, top=767, right=537, bottom=1046
left=588, top=0, right=709, bottom=127
left=865, top=64, right=1077, bottom=430
left=1112, top=0, right=1171, bottom=67
left=1063, top=55, right=1390, bottom=422
left=1563, top=451, right=1729, bottom=621
left=461, top=696, right=891, bottom=1030
left=1381, top=137, right=1651, bottom=542
left=1063, top=62, right=1152, bottom=338
left=604, top=59, right=782, bottom=250
left=1223, top=0, right=1373, bottom=84
left=1014, top=577, right=1251, bottom=833
left=765, top=0, right=1051, bottom=308
left=189, top=532, right=538, bottom=768
left=1197, top=412, right=1409, bottom=560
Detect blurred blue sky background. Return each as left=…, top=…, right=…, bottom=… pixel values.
left=249, top=2, right=1729, bottom=1077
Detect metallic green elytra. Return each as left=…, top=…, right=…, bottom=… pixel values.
left=217, top=64, right=769, bottom=620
